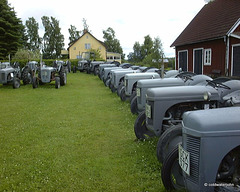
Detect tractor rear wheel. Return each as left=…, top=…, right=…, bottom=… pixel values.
left=22, top=67, right=32, bottom=85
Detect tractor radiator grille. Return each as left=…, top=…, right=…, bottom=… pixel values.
left=146, top=100, right=154, bottom=125
left=186, top=135, right=200, bottom=184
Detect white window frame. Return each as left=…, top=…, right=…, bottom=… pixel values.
left=178, top=50, right=188, bottom=71
left=204, top=48, right=212, bottom=66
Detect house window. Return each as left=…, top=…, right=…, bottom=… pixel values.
left=85, top=43, right=91, bottom=50
left=74, top=47, right=76, bottom=50
left=204, top=49, right=211, bottom=65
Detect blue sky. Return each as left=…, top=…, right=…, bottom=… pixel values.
left=9, top=0, right=207, bottom=58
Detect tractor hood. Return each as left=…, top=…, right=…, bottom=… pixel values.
left=146, top=85, right=220, bottom=102
left=125, top=72, right=160, bottom=80
left=113, top=69, right=134, bottom=75
left=137, top=78, right=185, bottom=88
left=182, top=107, right=240, bottom=137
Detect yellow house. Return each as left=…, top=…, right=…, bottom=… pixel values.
left=68, top=31, right=107, bottom=60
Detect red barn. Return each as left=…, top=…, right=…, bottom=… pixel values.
left=171, top=0, right=240, bottom=77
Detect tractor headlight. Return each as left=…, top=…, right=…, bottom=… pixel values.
left=203, top=92, right=211, bottom=101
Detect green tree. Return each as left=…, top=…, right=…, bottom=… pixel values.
left=141, top=35, right=154, bottom=58
left=41, top=16, right=64, bottom=59
left=0, top=0, right=24, bottom=59
left=68, top=25, right=80, bottom=43
left=103, top=27, right=124, bottom=59
left=127, top=35, right=164, bottom=67
left=132, top=42, right=142, bottom=62
left=25, top=17, right=41, bottom=51
left=143, top=37, right=164, bottom=67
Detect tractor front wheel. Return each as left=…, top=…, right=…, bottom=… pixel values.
left=55, top=77, right=60, bottom=89
left=32, top=77, right=38, bottom=89
left=161, top=146, right=185, bottom=191
left=134, top=111, right=154, bottom=140
left=12, top=77, right=20, bottom=89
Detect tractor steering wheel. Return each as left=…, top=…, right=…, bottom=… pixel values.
left=206, top=80, right=231, bottom=90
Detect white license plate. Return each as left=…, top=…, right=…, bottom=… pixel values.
left=136, top=88, right=141, bottom=97
left=145, top=104, right=151, bottom=119
left=179, top=144, right=190, bottom=175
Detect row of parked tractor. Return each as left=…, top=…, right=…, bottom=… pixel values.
left=0, top=60, right=71, bottom=89
left=76, top=59, right=240, bottom=192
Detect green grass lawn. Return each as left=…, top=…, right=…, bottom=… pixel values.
left=0, top=73, right=164, bottom=192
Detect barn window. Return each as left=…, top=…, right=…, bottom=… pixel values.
left=204, top=49, right=211, bottom=65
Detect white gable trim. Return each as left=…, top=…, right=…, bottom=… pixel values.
left=227, top=18, right=240, bottom=36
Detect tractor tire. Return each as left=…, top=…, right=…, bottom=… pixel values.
left=72, top=66, right=76, bottom=73
left=161, top=146, right=185, bottom=191
left=12, top=77, right=20, bottom=89
left=55, top=77, right=60, bottom=89
left=117, top=82, right=124, bottom=96
left=32, top=77, right=38, bottom=89
left=60, top=70, right=67, bottom=86
left=94, top=67, right=99, bottom=76
left=22, top=67, right=32, bottom=85
left=130, top=96, right=138, bottom=114
left=105, top=78, right=110, bottom=87
left=110, top=83, right=116, bottom=93
left=129, top=91, right=136, bottom=104
left=157, top=124, right=182, bottom=163
left=120, top=87, right=127, bottom=101
left=134, top=111, right=155, bottom=140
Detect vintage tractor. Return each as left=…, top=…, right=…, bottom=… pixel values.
left=134, top=78, right=240, bottom=140
left=72, top=52, right=95, bottom=73
left=32, top=60, right=67, bottom=89
left=21, top=61, right=39, bottom=85
left=161, top=107, right=240, bottom=191
left=120, top=69, right=180, bottom=102
left=0, top=62, right=21, bottom=89
left=132, top=73, right=208, bottom=114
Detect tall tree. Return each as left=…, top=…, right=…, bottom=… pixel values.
left=41, top=16, right=64, bottom=59
left=103, top=27, right=123, bottom=58
left=141, top=35, right=154, bottom=58
left=0, top=0, right=24, bottom=59
left=68, top=25, right=80, bottom=43
left=25, top=17, right=41, bottom=51
left=132, top=42, right=142, bottom=62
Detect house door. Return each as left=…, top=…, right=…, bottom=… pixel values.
left=178, top=51, right=188, bottom=71
left=194, top=49, right=203, bottom=74
left=232, top=45, right=240, bottom=76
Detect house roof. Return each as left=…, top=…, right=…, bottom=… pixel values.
left=68, top=31, right=106, bottom=49
left=171, top=0, right=240, bottom=47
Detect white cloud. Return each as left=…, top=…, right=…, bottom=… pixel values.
left=8, top=0, right=206, bottom=58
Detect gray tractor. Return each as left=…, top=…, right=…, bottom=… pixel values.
left=21, top=61, right=39, bottom=85
left=161, top=107, right=240, bottom=192
left=0, top=62, right=21, bottom=89
left=132, top=73, right=207, bottom=114
left=32, top=60, right=67, bottom=89
left=134, top=78, right=240, bottom=140
left=73, top=52, right=95, bottom=73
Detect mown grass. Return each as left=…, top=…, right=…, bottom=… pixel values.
left=0, top=73, right=165, bottom=191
